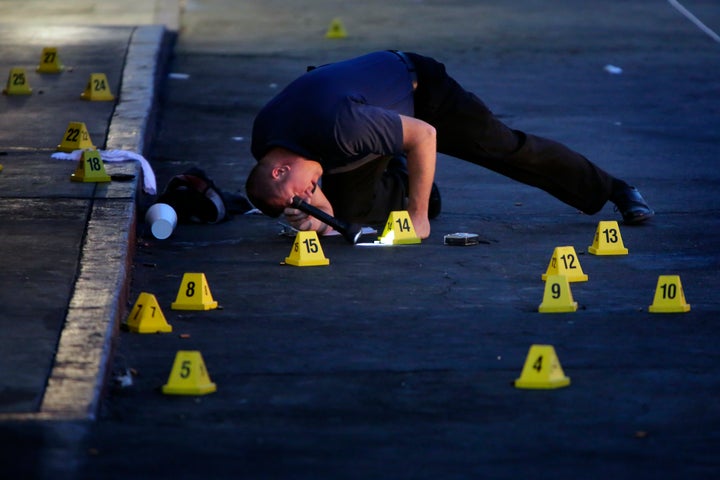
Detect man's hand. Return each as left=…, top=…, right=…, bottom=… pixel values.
left=283, top=206, right=312, bottom=231
left=283, top=186, right=335, bottom=235
left=410, top=214, right=431, bottom=239
left=400, top=115, right=437, bottom=240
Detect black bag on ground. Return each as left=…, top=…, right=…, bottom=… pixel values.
left=157, top=167, right=252, bottom=224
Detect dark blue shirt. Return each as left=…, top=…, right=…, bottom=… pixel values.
left=251, top=51, right=415, bottom=171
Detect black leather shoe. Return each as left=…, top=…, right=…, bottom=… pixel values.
left=429, top=182, right=442, bottom=219
left=612, top=186, right=654, bottom=224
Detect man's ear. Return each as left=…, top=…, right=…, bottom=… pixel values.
left=271, top=165, right=290, bottom=180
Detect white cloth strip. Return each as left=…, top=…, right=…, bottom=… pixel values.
left=52, top=149, right=157, bottom=194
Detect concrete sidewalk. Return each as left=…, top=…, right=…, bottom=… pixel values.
left=0, top=0, right=180, bottom=30
left=0, top=0, right=177, bottom=420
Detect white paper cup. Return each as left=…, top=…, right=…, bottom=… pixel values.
left=145, top=203, right=177, bottom=240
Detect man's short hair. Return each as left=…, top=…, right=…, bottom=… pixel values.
left=245, top=163, right=285, bottom=218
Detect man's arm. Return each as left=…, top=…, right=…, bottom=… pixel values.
left=399, top=114, right=437, bottom=239
left=283, top=185, right=336, bottom=235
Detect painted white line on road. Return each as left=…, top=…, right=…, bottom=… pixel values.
left=668, top=0, right=720, bottom=44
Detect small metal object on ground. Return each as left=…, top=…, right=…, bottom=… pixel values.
left=443, top=232, right=480, bottom=246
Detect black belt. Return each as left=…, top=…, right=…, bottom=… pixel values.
left=390, top=50, right=418, bottom=91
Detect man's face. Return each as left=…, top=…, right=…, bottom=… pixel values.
left=276, top=160, right=323, bottom=208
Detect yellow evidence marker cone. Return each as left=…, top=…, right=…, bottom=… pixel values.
left=37, top=47, right=64, bottom=73
left=57, top=121, right=96, bottom=152
left=80, top=72, right=115, bottom=101
left=649, top=275, right=691, bottom=313
left=161, top=350, right=217, bottom=395
left=542, top=246, right=588, bottom=282
left=588, top=220, right=628, bottom=255
left=538, top=274, right=578, bottom=313
left=3, top=67, right=32, bottom=95
left=171, top=272, right=218, bottom=310
left=125, top=292, right=172, bottom=334
left=284, top=230, right=330, bottom=266
left=70, top=149, right=111, bottom=183
left=325, top=18, right=348, bottom=39
left=378, top=210, right=421, bottom=245
left=514, top=344, right=571, bottom=390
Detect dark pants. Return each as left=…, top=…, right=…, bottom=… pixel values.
left=322, top=155, right=407, bottom=226
left=323, top=53, right=614, bottom=224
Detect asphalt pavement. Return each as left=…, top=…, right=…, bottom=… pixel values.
left=2, top=0, right=720, bottom=479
